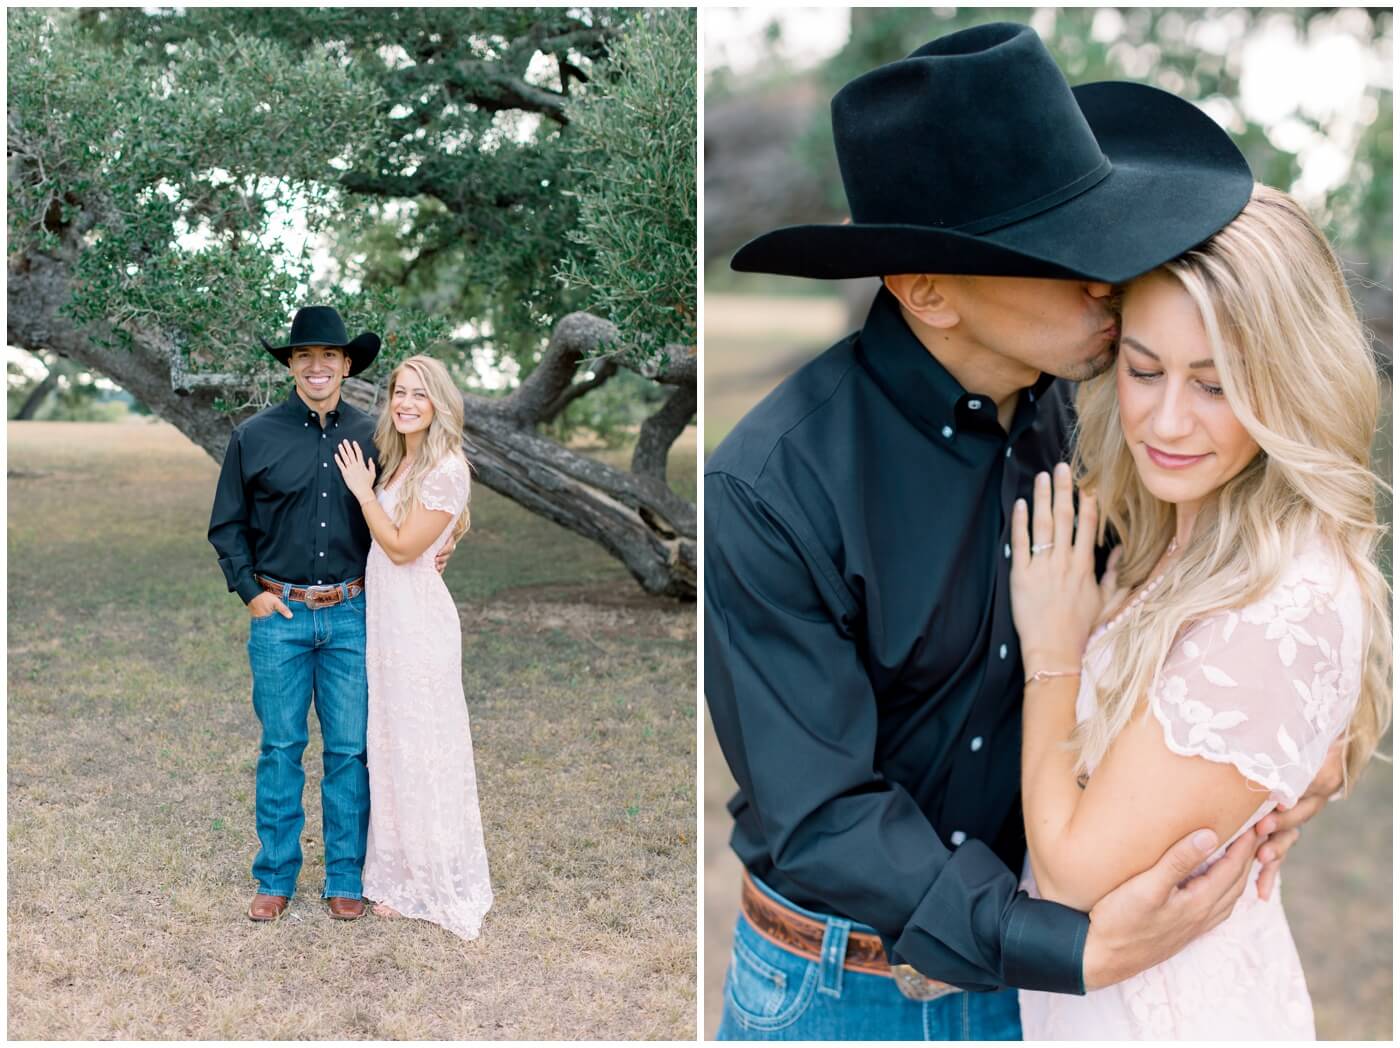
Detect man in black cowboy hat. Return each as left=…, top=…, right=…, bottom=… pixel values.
left=208, top=305, right=453, bottom=923
left=705, top=23, right=1340, bottom=1039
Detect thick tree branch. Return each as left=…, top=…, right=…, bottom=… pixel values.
left=503, top=311, right=616, bottom=425
left=395, top=61, right=571, bottom=124
left=338, top=169, right=526, bottom=213
left=636, top=347, right=696, bottom=388
left=632, top=385, right=696, bottom=483
left=536, top=26, right=617, bottom=60
left=538, top=358, right=618, bottom=423
left=8, top=243, right=240, bottom=461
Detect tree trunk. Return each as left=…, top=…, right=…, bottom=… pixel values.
left=12, top=360, right=58, bottom=420
left=8, top=243, right=696, bottom=599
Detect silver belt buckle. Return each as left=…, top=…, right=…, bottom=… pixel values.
left=891, top=963, right=961, bottom=1002
left=304, top=585, right=339, bottom=610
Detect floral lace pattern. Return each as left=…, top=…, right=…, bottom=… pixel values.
left=418, top=453, right=470, bottom=517
left=363, top=454, right=493, bottom=940
left=1019, top=539, right=1363, bottom=1040
left=1150, top=544, right=1362, bottom=810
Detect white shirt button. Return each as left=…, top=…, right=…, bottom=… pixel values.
left=950, top=831, right=967, bottom=846
left=999, top=644, right=1008, bottom=659
left=317, top=580, right=322, bottom=584
left=970, top=736, right=984, bottom=752
left=968, top=399, right=982, bottom=411
left=320, top=522, right=326, bottom=527
left=941, top=425, right=953, bottom=439
left=323, top=462, right=328, bottom=467
left=1005, top=447, right=1012, bottom=459
left=322, top=492, right=327, bottom=497
left=1004, top=543, right=1011, bottom=559
left=319, top=552, right=325, bottom=557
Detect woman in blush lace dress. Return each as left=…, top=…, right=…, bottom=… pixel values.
left=334, top=354, right=492, bottom=941
left=1009, top=185, right=1390, bottom=1039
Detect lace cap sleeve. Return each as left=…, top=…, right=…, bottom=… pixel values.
left=1150, top=550, right=1362, bottom=808
left=418, top=455, right=470, bottom=517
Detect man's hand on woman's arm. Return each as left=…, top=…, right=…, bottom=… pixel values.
left=1082, top=826, right=1261, bottom=990
left=1252, top=738, right=1344, bottom=900
left=434, top=537, right=456, bottom=574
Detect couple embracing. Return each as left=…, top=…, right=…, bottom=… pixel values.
left=208, top=307, right=492, bottom=939
left=706, top=23, right=1389, bottom=1040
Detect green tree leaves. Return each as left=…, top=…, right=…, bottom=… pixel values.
left=557, top=9, right=698, bottom=374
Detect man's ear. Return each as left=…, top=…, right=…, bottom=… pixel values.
left=883, top=274, right=960, bottom=330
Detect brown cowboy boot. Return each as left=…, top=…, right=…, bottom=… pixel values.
left=327, top=896, right=365, bottom=920
left=248, top=893, right=290, bottom=922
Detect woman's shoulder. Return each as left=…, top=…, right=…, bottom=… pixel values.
left=1154, top=535, right=1361, bottom=805
left=425, top=450, right=469, bottom=480
left=1238, top=534, right=1361, bottom=630
left=417, top=451, right=470, bottom=512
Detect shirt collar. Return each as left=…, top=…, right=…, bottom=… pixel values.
left=856, top=286, right=1055, bottom=444
left=285, top=387, right=343, bottom=424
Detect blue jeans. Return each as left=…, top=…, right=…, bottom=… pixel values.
left=717, top=877, right=1022, bottom=1040
left=247, top=579, right=369, bottom=900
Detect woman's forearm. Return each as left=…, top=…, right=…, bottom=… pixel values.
left=1020, top=674, right=1098, bottom=908
left=357, top=494, right=410, bottom=563
left=356, top=492, right=452, bottom=565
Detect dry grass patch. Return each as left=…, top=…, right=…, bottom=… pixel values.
left=9, top=421, right=696, bottom=1040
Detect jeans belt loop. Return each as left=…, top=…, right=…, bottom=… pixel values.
left=818, top=917, right=851, bottom=999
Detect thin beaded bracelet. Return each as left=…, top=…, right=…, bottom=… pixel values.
left=1025, top=669, right=1081, bottom=687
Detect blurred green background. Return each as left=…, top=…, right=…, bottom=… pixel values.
left=702, top=7, right=1392, bottom=1039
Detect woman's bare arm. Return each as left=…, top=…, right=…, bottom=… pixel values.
left=1020, top=681, right=1267, bottom=911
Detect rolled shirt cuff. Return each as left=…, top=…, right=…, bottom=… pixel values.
left=235, top=573, right=264, bottom=604
left=1001, top=892, right=1088, bottom=995
left=889, top=839, right=1088, bottom=995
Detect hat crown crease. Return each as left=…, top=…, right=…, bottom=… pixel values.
left=832, top=23, right=1107, bottom=231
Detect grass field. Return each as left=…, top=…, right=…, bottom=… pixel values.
left=8, top=419, right=697, bottom=1040
left=702, top=293, right=1393, bottom=1038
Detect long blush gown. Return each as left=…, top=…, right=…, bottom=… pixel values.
left=362, top=453, right=493, bottom=939
left=1018, top=538, right=1363, bottom=1040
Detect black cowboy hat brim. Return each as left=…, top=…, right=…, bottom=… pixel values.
left=731, top=81, right=1252, bottom=284
left=258, top=331, right=382, bottom=377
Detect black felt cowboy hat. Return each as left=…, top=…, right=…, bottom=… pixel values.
left=259, top=306, right=381, bottom=376
left=732, top=22, right=1253, bottom=283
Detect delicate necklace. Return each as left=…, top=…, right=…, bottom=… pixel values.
left=390, top=457, right=415, bottom=486
left=1104, top=537, right=1179, bottom=632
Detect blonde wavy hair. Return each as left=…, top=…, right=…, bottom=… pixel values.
left=1072, top=183, right=1391, bottom=791
left=372, top=355, right=473, bottom=545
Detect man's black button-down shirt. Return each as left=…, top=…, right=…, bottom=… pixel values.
left=704, top=287, right=1090, bottom=996
left=208, top=389, right=380, bottom=603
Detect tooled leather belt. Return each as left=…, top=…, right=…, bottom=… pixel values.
left=739, top=872, right=960, bottom=1000
left=256, top=574, right=365, bottom=609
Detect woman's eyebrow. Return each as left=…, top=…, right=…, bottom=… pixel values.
left=1121, top=336, right=1214, bottom=369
